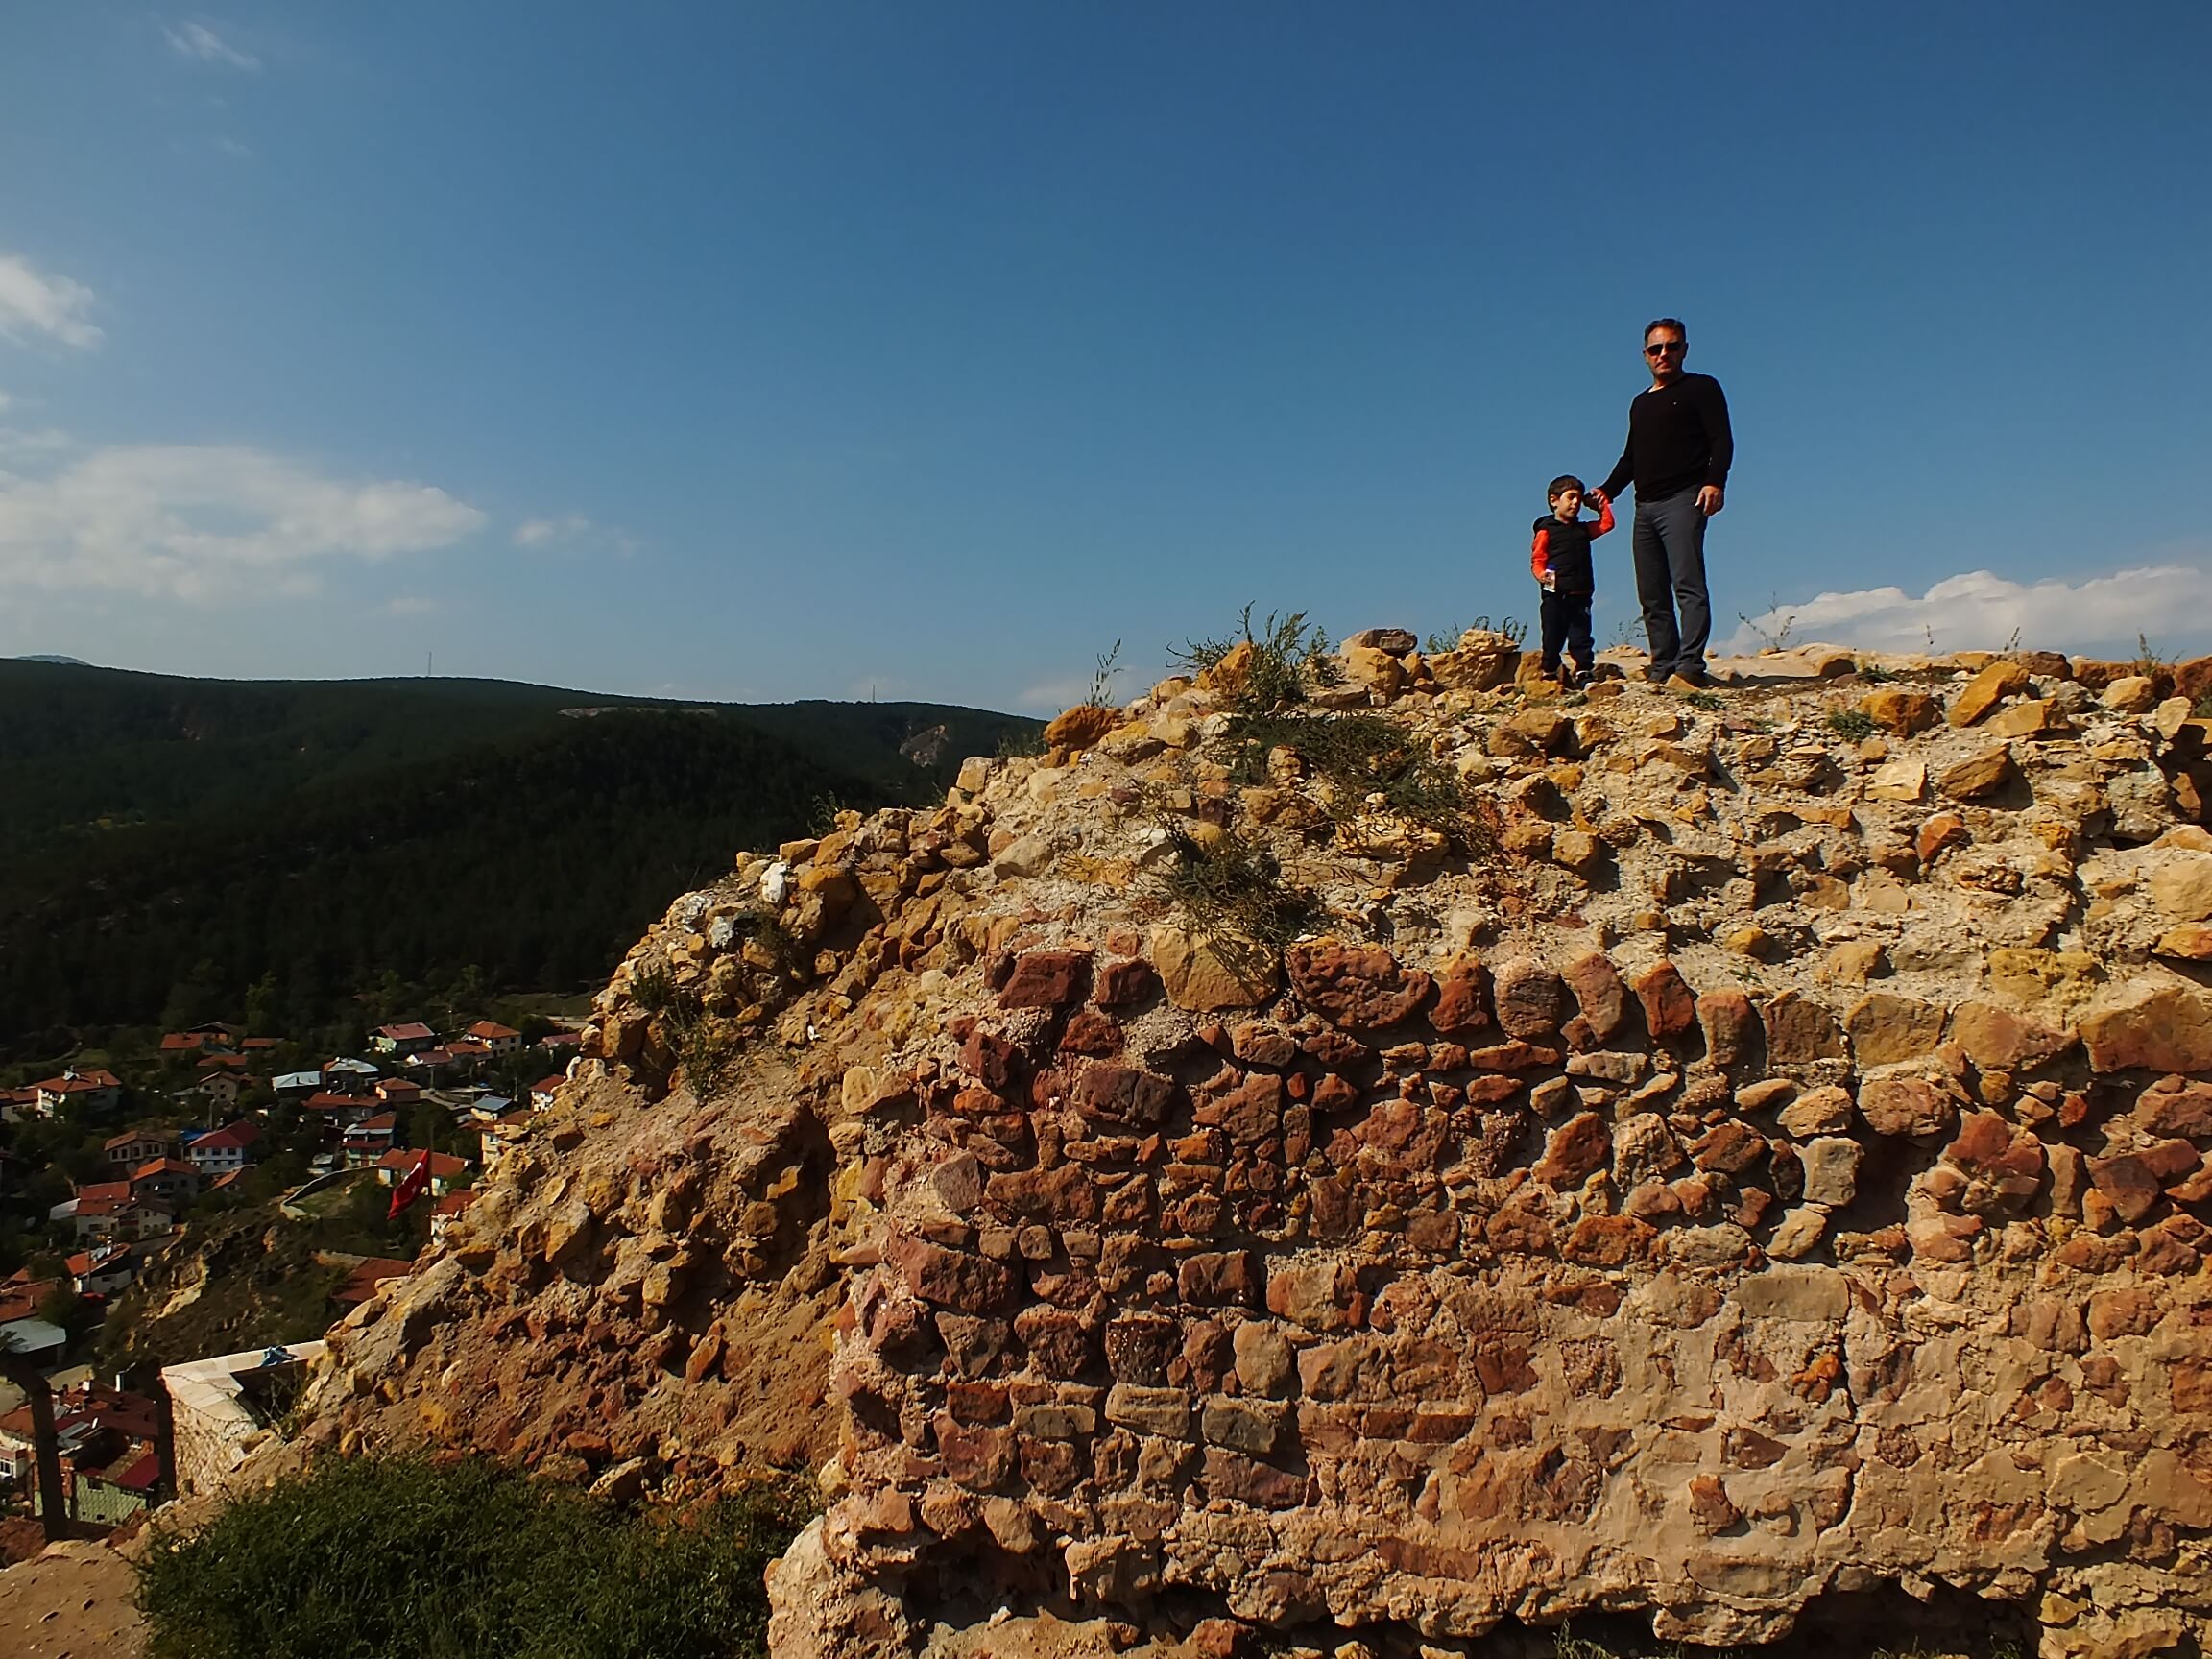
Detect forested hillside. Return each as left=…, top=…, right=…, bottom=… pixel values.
left=0, top=661, right=1038, bottom=1050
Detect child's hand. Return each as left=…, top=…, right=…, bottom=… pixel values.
left=1540, top=573, right=1556, bottom=591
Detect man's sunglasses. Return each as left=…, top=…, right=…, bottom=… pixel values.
left=1645, top=340, right=1685, bottom=356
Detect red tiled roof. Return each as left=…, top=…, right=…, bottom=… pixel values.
left=112, top=1452, right=162, bottom=1492
left=0, top=1280, right=60, bottom=1323
left=532, top=1075, right=565, bottom=1095
left=36, top=1069, right=121, bottom=1093
left=206, top=1168, right=247, bottom=1191
left=468, top=1021, right=520, bottom=1041
left=240, top=1037, right=279, bottom=1049
left=132, top=1158, right=198, bottom=1181
left=376, top=1022, right=435, bottom=1041
left=104, top=1129, right=167, bottom=1151
left=538, top=1030, right=581, bottom=1047
left=76, top=1180, right=132, bottom=1203
left=196, top=1052, right=249, bottom=1071
left=160, top=1032, right=206, bottom=1051
left=447, top=1040, right=493, bottom=1057
left=374, top=1079, right=421, bottom=1099
left=304, top=1091, right=373, bottom=1111
left=190, top=1120, right=260, bottom=1152
left=356, top=1111, right=398, bottom=1133
left=431, top=1190, right=478, bottom=1217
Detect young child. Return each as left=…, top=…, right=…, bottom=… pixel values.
left=1530, top=473, right=1614, bottom=687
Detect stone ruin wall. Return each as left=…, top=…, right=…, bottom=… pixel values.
left=296, top=637, right=2212, bottom=1658
left=813, top=929, right=2212, bottom=1657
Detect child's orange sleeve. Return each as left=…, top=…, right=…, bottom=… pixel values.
left=1592, top=499, right=1616, bottom=537
left=1530, top=525, right=1551, bottom=583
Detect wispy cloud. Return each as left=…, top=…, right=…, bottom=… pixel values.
left=0, top=444, right=486, bottom=602
left=163, top=21, right=260, bottom=71
left=513, top=513, right=593, bottom=547
left=513, top=513, right=639, bottom=559
left=1727, top=563, right=2212, bottom=659
left=385, top=595, right=437, bottom=617
left=0, top=252, right=102, bottom=349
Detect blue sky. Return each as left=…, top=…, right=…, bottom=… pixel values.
left=2, top=3, right=2207, bottom=712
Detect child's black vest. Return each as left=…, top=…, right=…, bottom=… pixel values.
left=1534, top=515, right=1599, bottom=595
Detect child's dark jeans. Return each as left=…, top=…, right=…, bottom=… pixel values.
left=1539, top=588, right=1593, bottom=676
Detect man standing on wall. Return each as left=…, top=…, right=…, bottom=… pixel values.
left=1593, top=319, right=1734, bottom=688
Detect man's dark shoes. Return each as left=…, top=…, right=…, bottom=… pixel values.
left=1643, top=664, right=1672, bottom=685
left=1667, top=668, right=1714, bottom=691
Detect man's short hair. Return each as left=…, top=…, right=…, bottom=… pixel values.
left=1548, top=474, right=1585, bottom=502
left=1644, top=317, right=1688, bottom=343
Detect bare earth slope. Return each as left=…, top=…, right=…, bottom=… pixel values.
left=288, top=635, right=2212, bottom=1658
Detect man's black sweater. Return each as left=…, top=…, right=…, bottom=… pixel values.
left=1599, top=371, right=1733, bottom=502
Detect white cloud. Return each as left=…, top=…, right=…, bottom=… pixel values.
left=0, top=445, right=486, bottom=602
left=0, top=253, right=102, bottom=349
left=513, top=513, right=593, bottom=547
left=163, top=21, right=260, bottom=70
left=385, top=594, right=437, bottom=616
left=1726, top=564, right=2212, bottom=659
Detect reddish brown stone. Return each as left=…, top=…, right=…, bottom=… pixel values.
left=1070, top=1061, right=1179, bottom=1126
left=1635, top=960, right=1698, bottom=1038
left=1560, top=953, right=1629, bottom=1043
left=2136, top=1075, right=2212, bottom=1139
left=1311, top=1073, right=1359, bottom=1111
left=1228, top=1022, right=1299, bottom=1068
left=1466, top=1040, right=1563, bottom=1072
left=986, top=1163, right=1098, bottom=1223
left=1094, top=957, right=1158, bottom=1007
left=1431, top=957, right=1493, bottom=1034
left=1285, top=941, right=1433, bottom=1030
left=1535, top=1113, right=1613, bottom=1188
left=889, top=1233, right=1016, bottom=1313
left=1762, top=991, right=1845, bottom=1065
left=2088, top=1155, right=2163, bottom=1224
left=1917, top=812, right=1970, bottom=866
left=962, top=1028, right=1021, bottom=1090
left=1195, top=1070, right=1284, bottom=1146
left=1202, top=1447, right=1307, bottom=1509
left=998, top=948, right=1093, bottom=1009
left=1019, top=1435, right=1086, bottom=1494
left=1690, top=1119, right=1767, bottom=1175
left=1264, top=1259, right=1359, bottom=1332
left=1492, top=957, right=1566, bottom=1039
left=1103, top=1313, right=1182, bottom=1384
left=2141, top=1138, right=2202, bottom=1182
left=1688, top=1474, right=1740, bottom=1532
left=1697, top=989, right=1760, bottom=1070
left=1561, top=1214, right=1657, bottom=1267
left=1013, top=1305, right=1099, bottom=1378
left=935, top=1417, right=1016, bottom=1486
left=1058, top=1009, right=1123, bottom=1056
left=1178, top=1250, right=1260, bottom=1306
left=1858, top=1074, right=1957, bottom=1139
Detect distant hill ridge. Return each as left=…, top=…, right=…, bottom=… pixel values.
left=0, top=660, right=1040, bottom=1046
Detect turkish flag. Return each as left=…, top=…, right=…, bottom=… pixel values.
left=388, top=1150, right=433, bottom=1219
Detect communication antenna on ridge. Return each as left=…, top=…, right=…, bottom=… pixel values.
left=426, top=651, right=434, bottom=678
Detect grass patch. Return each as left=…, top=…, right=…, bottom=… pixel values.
left=629, top=961, right=754, bottom=1093
left=1424, top=615, right=1528, bottom=656
left=1219, top=711, right=1481, bottom=852
left=1153, top=825, right=1312, bottom=983
left=1825, top=708, right=1876, bottom=740
left=1685, top=690, right=1723, bottom=712
left=137, top=1455, right=816, bottom=1659
left=1858, top=661, right=1896, bottom=684
left=1170, top=603, right=1340, bottom=714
